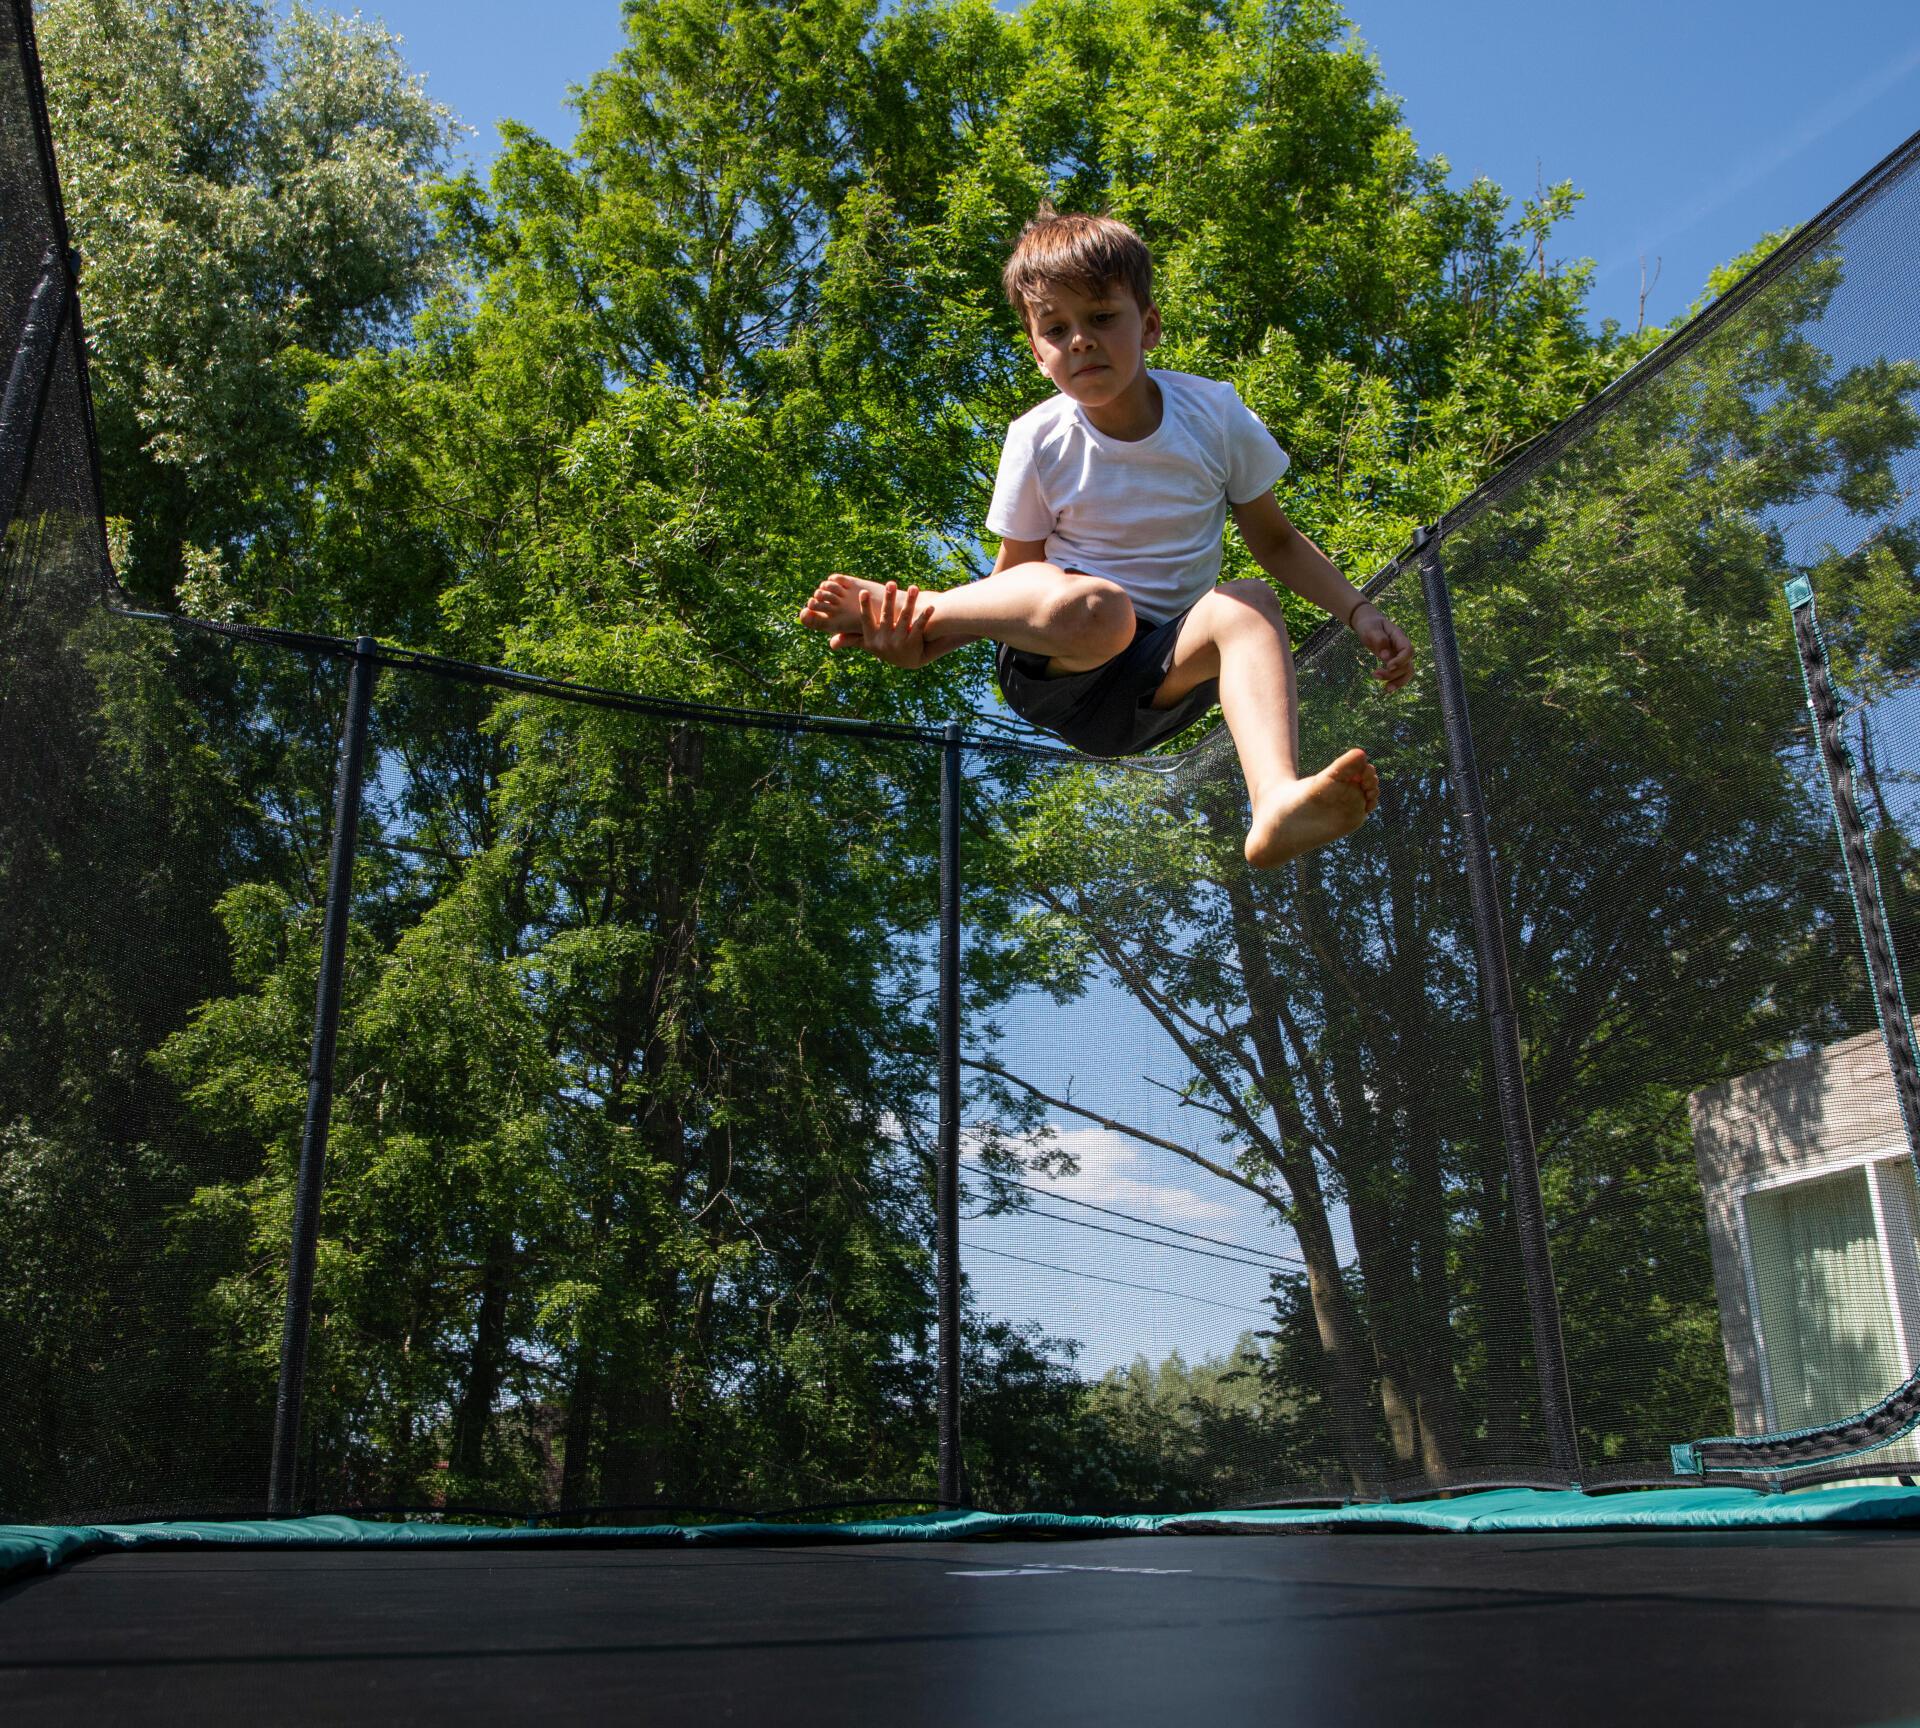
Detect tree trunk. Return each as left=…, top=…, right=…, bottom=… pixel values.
left=595, top=1365, right=672, bottom=1506
left=1382, top=782, right=1463, bottom=1479
left=449, top=1232, right=514, bottom=1479
left=558, top=1351, right=599, bottom=1509
left=1340, top=1177, right=1421, bottom=1469
left=593, top=723, right=707, bottom=1507
left=1223, top=868, right=1381, bottom=1489
left=1475, top=1136, right=1531, bottom=1460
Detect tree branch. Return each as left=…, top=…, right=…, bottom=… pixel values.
left=962, top=1055, right=1289, bottom=1213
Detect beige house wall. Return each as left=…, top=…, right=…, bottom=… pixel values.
left=1687, top=1030, right=1908, bottom=1435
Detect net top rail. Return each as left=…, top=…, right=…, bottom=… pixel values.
left=100, top=605, right=1100, bottom=764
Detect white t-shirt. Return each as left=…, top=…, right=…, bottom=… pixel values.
left=984, top=370, right=1290, bottom=623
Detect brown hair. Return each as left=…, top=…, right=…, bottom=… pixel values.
left=1002, top=207, right=1153, bottom=327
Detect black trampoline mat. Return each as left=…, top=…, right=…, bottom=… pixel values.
left=5, top=1531, right=1920, bottom=1725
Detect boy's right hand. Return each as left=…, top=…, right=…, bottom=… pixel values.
left=801, top=572, right=932, bottom=665
left=1353, top=602, right=1415, bottom=691
left=854, top=580, right=936, bottom=669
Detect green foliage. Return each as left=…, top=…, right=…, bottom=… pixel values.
left=1085, top=1334, right=1320, bottom=1501
left=40, top=0, right=461, bottom=597
left=142, top=718, right=954, bottom=1510
left=0, top=501, right=347, bottom=1509
left=960, top=1328, right=1312, bottom=1511
left=13, top=0, right=1916, bottom=1521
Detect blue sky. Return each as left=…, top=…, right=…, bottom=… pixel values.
left=355, top=0, right=1920, bottom=335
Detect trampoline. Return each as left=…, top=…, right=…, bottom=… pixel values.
left=11, top=0, right=1920, bottom=1717
left=8, top=1510, right=1920, bottom=1724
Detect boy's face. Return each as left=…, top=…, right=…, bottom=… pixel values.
left=1023, top=280, right=1162, bottom=410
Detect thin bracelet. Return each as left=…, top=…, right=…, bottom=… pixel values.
left=1345, top=595, right=1375, bottom=628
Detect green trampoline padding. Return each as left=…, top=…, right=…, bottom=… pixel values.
left=8, top=1485, right=1920, bottom=1587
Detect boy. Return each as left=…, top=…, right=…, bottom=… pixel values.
left=800, top=210, right=1414, bottom=869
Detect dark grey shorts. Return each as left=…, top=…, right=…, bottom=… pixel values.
left=994, top=602, right=1219, bottom=759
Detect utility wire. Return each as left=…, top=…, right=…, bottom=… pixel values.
left=961, top=1161, right=1304, bottom=1267
left=964, top=1200, right=1294, bottom=1273
left=959, top=1241, right=1271, bottom=1315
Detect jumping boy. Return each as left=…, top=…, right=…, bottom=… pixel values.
left=800, top=209, right=1414, bottom=868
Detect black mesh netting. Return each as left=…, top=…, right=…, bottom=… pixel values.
left=954, top=135, right=1920, bottom=1502
left=7, top=0, right=1920, bottom=1520
left=1710, top=142, right=1920, bottom=1476
left=3, top=615, right=957, bottom=1521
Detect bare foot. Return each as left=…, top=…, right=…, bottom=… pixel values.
left=800, top=572, right=891, bottom=647
left=1244, top=748, right=1379, bottom=869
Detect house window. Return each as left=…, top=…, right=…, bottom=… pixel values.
left=1741, top=1153, right=1920, bottom=1443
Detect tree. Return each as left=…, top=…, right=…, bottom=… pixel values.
left=39, top=0, right=459, bottom=600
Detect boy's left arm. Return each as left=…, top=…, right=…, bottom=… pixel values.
left=1229, top=493, right=1414, bottom=691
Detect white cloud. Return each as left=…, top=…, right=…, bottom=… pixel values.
left=1005, top=1124, right=1275, bottom=1238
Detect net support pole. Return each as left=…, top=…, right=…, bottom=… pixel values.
left=1416, top=526, right=1582, bottom=1480
left=1786, top=578, right=1920, bottom=1154
left=937, top=720, right=966, bottom=1508
left=0, top=246, right=70, bottom=541
left=268, top=636, right=378, bottom=1517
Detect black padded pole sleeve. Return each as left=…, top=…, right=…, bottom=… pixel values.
left=268, top=638, right=378, bottom=1517
left=1789, top=584, right=1920, bottom=1154
left=0, top=247, right=69, bottom=541
left=1416, top=527, right=1583, bottom=1480
left=937, top=722, right=966, bottom=1508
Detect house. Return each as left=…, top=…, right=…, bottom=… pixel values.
left=1689, top=1029, right=1920, bottom=1448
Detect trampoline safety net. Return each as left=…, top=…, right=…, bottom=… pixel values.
left=6, top=0, right=1920, bottom=1522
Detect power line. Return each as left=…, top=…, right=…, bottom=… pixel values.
left=960, top=1161, right=1304, bottom=1267
left=958, top=1241, right=1272, bottom=1315
left=965, top=1201, right=1294, bottom=1273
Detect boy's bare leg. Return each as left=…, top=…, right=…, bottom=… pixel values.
left=1151, top=579, right=1379, bottom=868
left=801, top=565, right=1134, bottom=672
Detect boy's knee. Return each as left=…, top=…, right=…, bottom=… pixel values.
left=1049, top=575, right=1135, bottom=660
left=1219, top=577, right=1290, bottom=641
